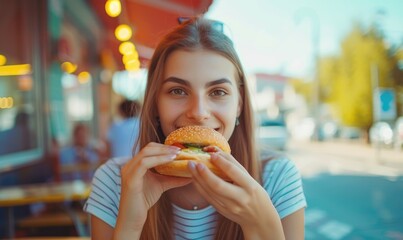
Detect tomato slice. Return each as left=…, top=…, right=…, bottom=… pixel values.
left=171, top=142, right=186, bottom=149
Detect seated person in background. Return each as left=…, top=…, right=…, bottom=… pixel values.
left=0, top=111, right=32, bottom=155
left=28, top=124, right=101, bottom=217
left=59, top=123, right=100, bottom=181
left=107, top=99, right=141, bottom=158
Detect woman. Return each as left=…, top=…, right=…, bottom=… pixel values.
left=84, top=17, right=306, bottom=239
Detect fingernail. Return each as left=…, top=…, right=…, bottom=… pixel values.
left=210, top=152, right=219, bottom=160
left=196, top=163, right=205, bottom=171
left=188, top=161, right=195, bottom=170
left=169, top=147, right=180, bottom=153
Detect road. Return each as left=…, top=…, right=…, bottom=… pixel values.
left=288, top=139, right=403, bottom=178
left=284, top=140, right=403, bottom=240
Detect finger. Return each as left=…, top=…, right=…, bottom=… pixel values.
left=214, top=151, right=245, bottom=170
left=123, top=153, right=177, bottom=179
left=210, top=153, right=252, bottom=187
left=122, top=154, right=176, bottom=181
left=192, top=177, right=226, bottom=209
left=203, top=146, right=244, bottom=171
left=125, top=143, right=180, bottom=173
left=139, top=154, right=178, bottom=170
left=140, top=143, right=181, bottom=157
left=203, top=145, right=220, bottom=153
left=189, top=161, right=243, bottom=206
left=188, top=162, right=226, bottom=208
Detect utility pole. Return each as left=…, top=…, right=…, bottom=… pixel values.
left=294, top=8, right=321, bottom=141
left=371, top=63, right=381, bottom=163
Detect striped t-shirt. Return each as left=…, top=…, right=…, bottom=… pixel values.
left=83, top=156, right=307, bottom=239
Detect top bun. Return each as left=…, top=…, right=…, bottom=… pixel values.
left=165, top=126, right=231, bottom=153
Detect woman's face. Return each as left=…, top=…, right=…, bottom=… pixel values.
left=157, top=49, right=242, bottom=140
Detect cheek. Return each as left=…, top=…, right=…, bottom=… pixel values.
left=157, top=99, right=180, bottom=135
left=227, top=96, right=240, bottom=117
left=216, top=104, right=237, bottom=120
left=214, top=99, right=239, bottom=139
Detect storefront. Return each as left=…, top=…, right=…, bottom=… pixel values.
left=0, top=0, right=109, bottom=236
left=0, top=0, right=47, bottom=171
left=0, top=0, right=214, bottom=237
left=0, top=0, right=107, bottom=172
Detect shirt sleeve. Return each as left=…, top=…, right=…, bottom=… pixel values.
left=59, top=148, right=73, bottom=164
left=83, top=159, right=121, bottom=227
left=262, top=157, right=307, bottom=219
left=106, top=125, right=113, bottom=142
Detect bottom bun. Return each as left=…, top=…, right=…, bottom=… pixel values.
left=154, top=160, right=230, bottom=181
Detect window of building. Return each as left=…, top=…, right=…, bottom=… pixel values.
left=0, top=1, right=45, bottom=169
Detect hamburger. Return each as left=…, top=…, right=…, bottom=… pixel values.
left=154, top=125, right=231, bottom=180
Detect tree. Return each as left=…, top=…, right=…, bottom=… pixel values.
left=391, top=48, right=403, bottom=116
left=318, top=56, right=339, bottom=103
left=319, top=23, right=395, bottom=129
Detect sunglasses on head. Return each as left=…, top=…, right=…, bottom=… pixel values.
left=177, top=17, right=224, bottom=33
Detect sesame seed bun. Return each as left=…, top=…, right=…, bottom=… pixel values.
left=165, top=126, right=231, bottom=153
left=154, top=126, right=231, bottom=180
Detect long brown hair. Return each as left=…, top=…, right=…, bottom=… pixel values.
left=136, top=16, right=261, bottom=240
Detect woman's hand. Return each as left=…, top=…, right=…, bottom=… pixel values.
left=188, top=147, right=285, bottom=240
left=114, top=142, right=192, bottom=238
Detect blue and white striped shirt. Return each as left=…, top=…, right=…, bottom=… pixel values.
left=84, top=156, right=306, bottom=239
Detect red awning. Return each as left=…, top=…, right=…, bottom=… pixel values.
left=89, top=0, right=213, bottom=69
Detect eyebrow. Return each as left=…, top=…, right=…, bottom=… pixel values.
left=163, top=77, right=233, bottom=87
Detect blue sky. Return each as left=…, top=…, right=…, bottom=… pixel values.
left=206, top=0, right=403, bottom=78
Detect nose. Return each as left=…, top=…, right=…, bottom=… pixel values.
left=186, top=95, right=210, bottom=122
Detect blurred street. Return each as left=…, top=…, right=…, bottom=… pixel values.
left=1, top=0, right=403, bottom=239
left=287, top=140, right=403, bottom=240
left=289, top=140, right=403, bottom=178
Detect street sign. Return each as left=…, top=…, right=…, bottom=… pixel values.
left=373, top=88, right=396, bottom=121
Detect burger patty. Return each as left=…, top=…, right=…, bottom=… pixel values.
left=174, top=145, right=211, bottom=162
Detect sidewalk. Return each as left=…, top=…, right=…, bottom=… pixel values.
left=286, top=140, right=403, bottom=240
left=287, top=139, right=403, bottom=178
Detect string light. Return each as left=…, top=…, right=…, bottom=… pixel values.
left=78, top=71, right=91, bottom=84
left=0, top=97, right=13, bottom=109
left=119, top=41, right=136, bottom=55
left=122, top=52, right=139, bottom=65
left=105, top=0, right=121, bottom=17
left=125, top=58, right=140, bottom=71
left=0, top=64, right=31, bottom=76
left=61, top=62, right=77, bottom=74
left=0, top=54, right=6, bottom=66
left=104, top=0, right=141, bottom=71
left=115, top=24, right=132, bottom=41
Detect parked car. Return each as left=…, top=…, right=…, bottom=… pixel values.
left=318, top=120, right=339, bottom=141
left=257, top=118, right=289, bottom=151
left=394, top=117, right=403, bottom=149
left=339, top=126, right=362, bottom=140
left=369, top=121, right=394, bottom=147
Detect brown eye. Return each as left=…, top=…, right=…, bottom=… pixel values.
left=169, top=88, right=187, bottom=95
left=210, top=89, right=227, bottom=97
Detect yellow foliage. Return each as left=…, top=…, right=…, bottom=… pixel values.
left=320, top=23, right=394, bottom=128
left=289, top=78, right=313, bottom=104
